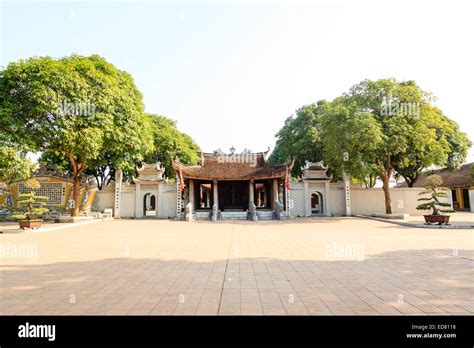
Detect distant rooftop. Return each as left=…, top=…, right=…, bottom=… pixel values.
left=413, top=163, right=473, bottom=188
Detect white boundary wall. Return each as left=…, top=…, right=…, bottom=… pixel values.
left=288, top=183, right=453, bottom=217
left=350, top=187, right=453, bottom=216
left=93, top=182, right=176, bottom=218
left=94, top=185, right=114, bottom=213
left=93, top=181, right=453, bottom=218
left=289, top=183, right=305, bottom=217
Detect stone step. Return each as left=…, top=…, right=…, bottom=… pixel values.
left=195, top=211, right=211, bottom=221
left=193, top=210, right=280, bottom=221
left=221, top=211, right=248, bottom=220
left=257, top=211, right=274, bottom=220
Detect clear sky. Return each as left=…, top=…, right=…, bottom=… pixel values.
left=1, top=0, right=473, bottom=161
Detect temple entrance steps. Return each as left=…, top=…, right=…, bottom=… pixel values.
left=193, top=210, right=277, bottom=221
left=257, top=210, right=273, bottom=220
left=220, top=211, right=248, bottom=220
left=195, top=211, right=211, bottom=221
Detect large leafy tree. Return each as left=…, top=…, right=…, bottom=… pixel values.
left=0, top=54, right=153, bottom=216
left=321, top=78, right=471, bottom=213
left=319, top=98, right=382, bottom=187
left=37, top=115, right=201, bottom=187
left=144, top=114, right=200, bottom=178
left=391, top=106, right=471, bottom=187
left=38, top=151, right=130, bottom=190
left=270, top=101, right=326, bottom=177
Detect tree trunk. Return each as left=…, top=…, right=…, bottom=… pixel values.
left=71, top=175, right=81, bottom=217
left=377, top=154, right=393, bottom=214
left=96, top=176, right=102, bottom=191
left=403, top=176, right=413, bottom=187
left=67, top=153, right=87, bottom=217
left=410, top=175, right=419, bottom=187
left=381, top=173, right=392, bottom=214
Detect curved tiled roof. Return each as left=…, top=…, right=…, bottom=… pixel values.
left=413, top=163, right=473, bottom=188
left=173, top=152, right=293, bottom=180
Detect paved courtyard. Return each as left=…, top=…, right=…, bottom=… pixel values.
left=0, top=217, right=473, bottom=315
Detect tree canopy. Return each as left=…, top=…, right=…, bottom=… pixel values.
left=0, top=130, right=35, bottom=189
left=271, top=78, right=471, bottom=214
left=0, top=144, right=35, bottom=186
left=269, top=101, right=326, bottom=177
left=0, top=54, right=153, bottom=215
left=143, top=114, right=201, bottom=178
left=322, top=79, right=471, bottom=213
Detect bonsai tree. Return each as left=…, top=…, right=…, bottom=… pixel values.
left=416, top=174, right=454, bottom=216
left=11, top=179, right=49, bottom=227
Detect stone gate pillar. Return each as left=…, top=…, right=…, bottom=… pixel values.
left=135, top=183, right=142, bottom=218
left=114, top=169, right=123, bottom=219
left=213, top=180, right=219, bottom=210
left=189, top=179, right=194, bottom=214
left=176, top=178, right=182, bottom=220
left=249, top=180, right=254, bottom=207
left=325, top=181, right=332, bottom=217
left=343, top=171, right=351, bottom=216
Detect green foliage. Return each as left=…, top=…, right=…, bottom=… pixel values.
left=0, top=54, right=153, bottom=214
left=143, top=114, right=200, bottom=178
left=443, top=119, right=472, bottom=170
left=0, top=144, right=35, bottom=185
left=392, top=106, right=471, bottom=186
left=270, top=101, right=326, bottom=176
left=271, top=79, right=471, bottom=192
left=10, top=179, right=49, bottom=220
left=0, top=130, right=35, bottom=186
left=317, top=78, right=471, bottom=213
left=319, top=98, right=382, bottom=185
left=344, top=79, right=471, bottom=187
left=416, top=175, right=454, bottom=215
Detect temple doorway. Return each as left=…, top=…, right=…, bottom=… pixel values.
left=194, top=182, right=213, bottom=210
left=143, top=193, right=156, bottom=216
left=254, top=181, right=271, bottom=209
left=219, top=181, right=248, bottom=211
left=311, top=192, right=323, bottom=215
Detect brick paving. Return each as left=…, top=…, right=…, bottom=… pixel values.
left=0, top=217, right=473, bottom=315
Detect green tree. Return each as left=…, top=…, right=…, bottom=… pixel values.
left=444, top=119, right=472, bottom=170
left=320, top=78, right=471, bottom=213
left=319, top=98, right=382, bottom=187
left=270, top=101, right=326, bottom=177
left=0, top=145, right=35, bottom=186
left=392, top=105, right=471, bottom=187
left=11, top=179, right=49, bottom=221
left=0, top=54, right=153, bottom=216
left=38, top=115, right=201, bottom=187
left=144, top=114, right=200, bottom=178
left=0, top=130, right=35, bottom=194
left=38, top=151, right=131, bottom=190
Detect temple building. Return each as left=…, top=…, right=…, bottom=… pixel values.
left=172, top=148, right=294, bottom=220
left=1, top=147, right=457, bottom=221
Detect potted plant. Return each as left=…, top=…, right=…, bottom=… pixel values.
left=416, top=174, right=454, bottom=225
left=11, top=179, right=49, bottom=229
